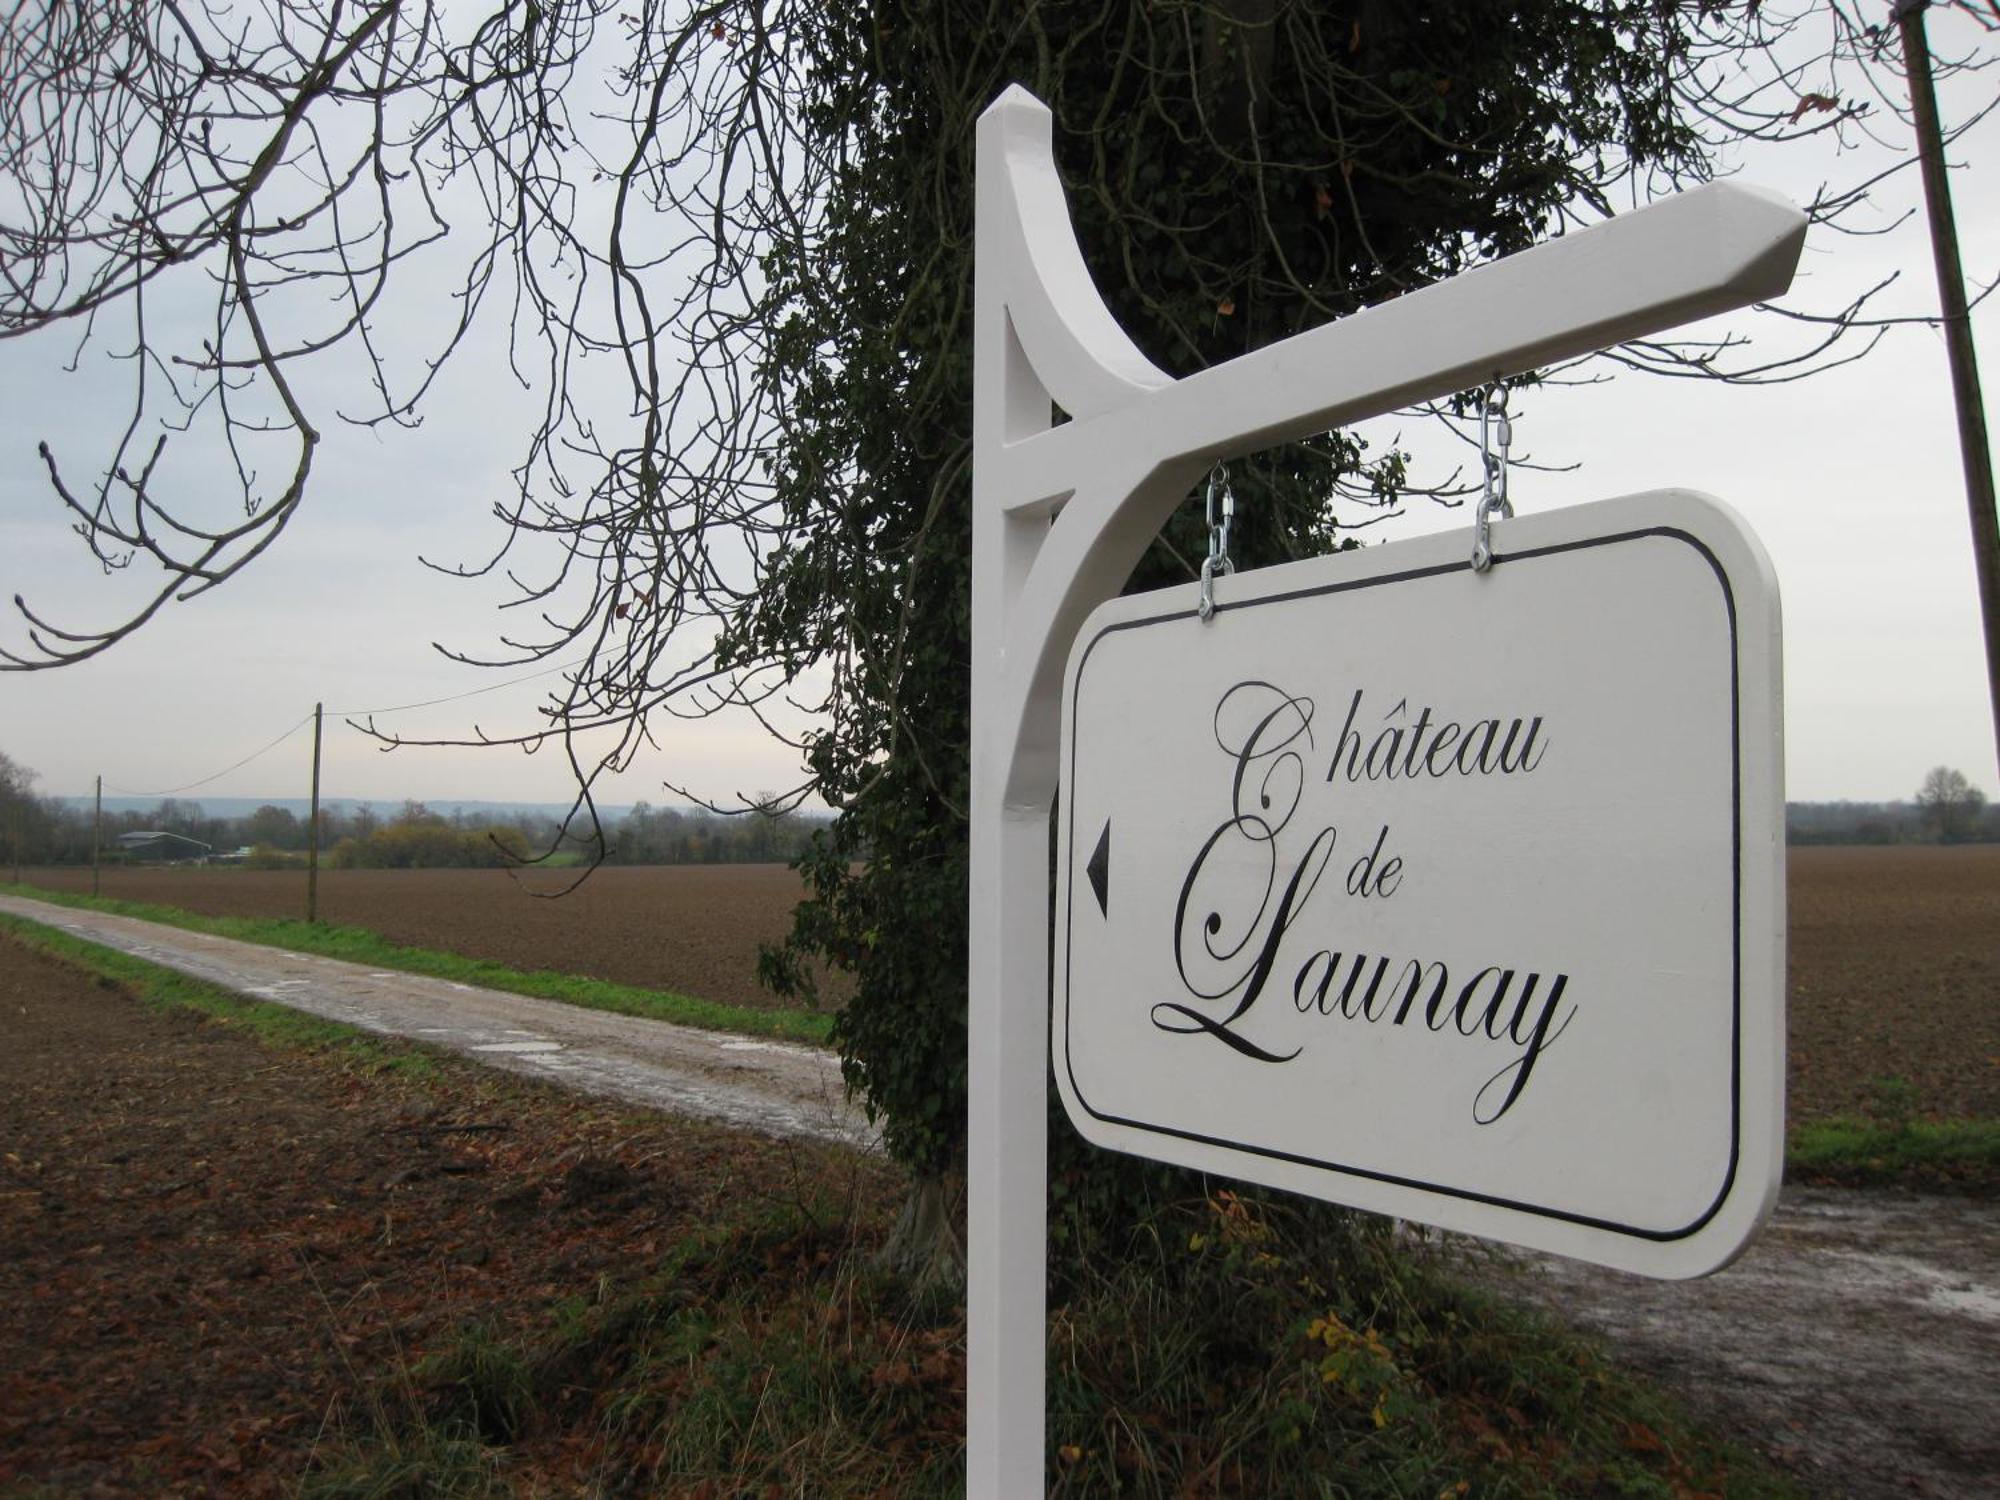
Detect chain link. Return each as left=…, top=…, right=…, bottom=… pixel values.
left=1198, top=463, right=1235, bottom=622
left=1471, top=383, right=1513, bottom=573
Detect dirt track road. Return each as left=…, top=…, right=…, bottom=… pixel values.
left=4, top=893, right=1995, bottom=1495
left=0, top=894, right=871, bottom=1152
left=1464, top=1189, right=1999, bottom=1497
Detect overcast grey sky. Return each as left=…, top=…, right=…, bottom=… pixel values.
left=2, top=19, right=1996, bottom=812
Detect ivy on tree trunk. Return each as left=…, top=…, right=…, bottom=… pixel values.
left=740, top=1, right=1716, bottom=1225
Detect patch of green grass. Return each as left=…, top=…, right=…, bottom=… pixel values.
left=1788, top=1074, right=1998, bottom=1191
left=511, top=1208, right=966, bottom=1497
left=0, top=913, right=430, bottom=1073
left=375, top=1052, right=444, bottom=1081
left=0, top=880, right=830, bottom=1045
left=410, top=1324, right=535, bottom=1445
left=1863, top=1074, right=1923, bottom=1133
left=1789, top=1116, right=2000, bottom=1189
left=298, top=1428, right=506, bottom=1500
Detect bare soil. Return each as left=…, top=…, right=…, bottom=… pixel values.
left=0, top=931, right=891, bottom=1497
left=1785, top=845, right=1999, bottom=1122
left=20, top=844, right=2000, bottom=1123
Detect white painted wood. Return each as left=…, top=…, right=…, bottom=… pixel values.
left=970, top=84, right=1803, bottom=1496
left=1054, top=490, right=1786, bottom=1280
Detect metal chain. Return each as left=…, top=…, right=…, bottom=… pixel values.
left=1471, top=383, right=1513, bottom=573
left=1198, top=463, right=1235, bottom=622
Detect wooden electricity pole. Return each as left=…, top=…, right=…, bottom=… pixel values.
left=92, top=775, right=102, bottom=897
left=1895, top=0, right=2000, bottom=778
left=307, top=702, right=323, bottom=923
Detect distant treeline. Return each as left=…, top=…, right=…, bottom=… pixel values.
left=4, top=745, right=1991, bottom=870
left=0, top=773, right=825, bottom=870
left=1786, top=800, right=1998, bottom=846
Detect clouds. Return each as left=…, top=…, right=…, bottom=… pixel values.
left=2, top=19, right=1995, bottom=810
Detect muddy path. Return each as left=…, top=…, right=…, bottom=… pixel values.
left=0, top=893, right=872, bottom=1152
left=1452, top=1186, right=1999, bottom=1497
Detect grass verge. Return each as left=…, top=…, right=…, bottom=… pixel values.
left=0, top=912, right=442, bottom=1078
left=1788, top=1116, right=2000, bottom=1191
left=0, top=880, right=831, bottom=1045
left=305, top=1191, right=1807, bottom=1498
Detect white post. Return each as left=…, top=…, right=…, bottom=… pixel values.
left=966, top=84, right=1806, bottom=1497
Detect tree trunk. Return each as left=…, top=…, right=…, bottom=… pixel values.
left=875, top=1173, right=966, bottom=1297
left=1200, top=0, right=1279, bottom=153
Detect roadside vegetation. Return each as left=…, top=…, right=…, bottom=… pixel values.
left=4, top=916, right=1804, bottom=1498
left=1788, top=1075, right=2000, bottom=1192
left=307, top=1193, right=1807, bottom=1500
left=1789, top=1117, right=2000, bottom=1190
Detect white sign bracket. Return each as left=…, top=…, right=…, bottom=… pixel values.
left=969, top=83, right=1805, bottom=1498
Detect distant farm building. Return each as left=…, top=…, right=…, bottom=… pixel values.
left=114, top=831, right=214, bottom=863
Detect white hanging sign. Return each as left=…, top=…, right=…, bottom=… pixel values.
left=1054, top=489, right=1785, bottom=1279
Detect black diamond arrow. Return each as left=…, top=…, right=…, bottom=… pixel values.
left=1086, top=820, right=1110, bottom=917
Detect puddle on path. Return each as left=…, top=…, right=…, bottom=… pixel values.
left=470, top=1040, right=565, bottom=1055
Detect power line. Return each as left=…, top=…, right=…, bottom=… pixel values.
left=100, top=654, right=594, bottom=802
left=328, top=655, right=592, bottom=719
left=106, top=713, right=315, bottom=798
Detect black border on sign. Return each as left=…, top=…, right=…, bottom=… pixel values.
left=1060, top=526, right=1743, bottom=1244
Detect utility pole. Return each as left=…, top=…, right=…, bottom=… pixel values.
left=92, top=775, right=102, bottom=897
left=308, top=702, right=323, bottom=923
left=1895, top=0, right=2000, bottom=779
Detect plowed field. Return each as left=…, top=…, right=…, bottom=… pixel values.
left=18, top=864, right=830, bottom=1014
left=18, top=845, right=2000, bottom=1123
left=1784, top=845, right=1997, bottom=1123
left=0, top=927, right=891, bottom=1496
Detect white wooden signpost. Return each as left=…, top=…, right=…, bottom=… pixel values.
left=970, top=85, right=1803, bottom=1498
